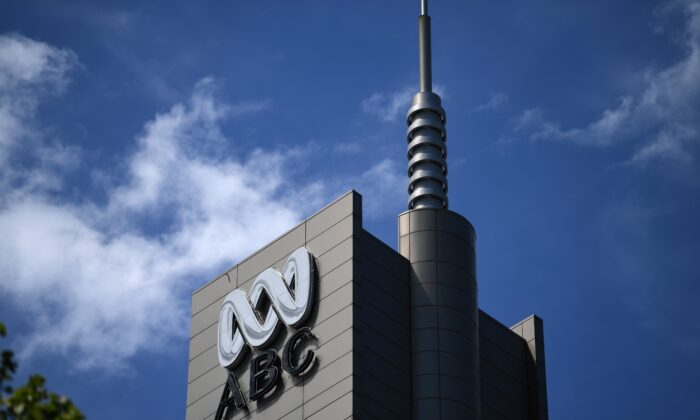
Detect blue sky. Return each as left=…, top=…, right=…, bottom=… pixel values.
left=1, top=0, right=699, bottom=418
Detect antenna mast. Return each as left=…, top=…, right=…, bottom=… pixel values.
left=419, top=0, right=431, bottom=92
left=406, top=0, right=448, bottom=209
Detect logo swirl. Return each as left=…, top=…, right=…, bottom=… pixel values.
left=217, top=247, right=316, bottom=368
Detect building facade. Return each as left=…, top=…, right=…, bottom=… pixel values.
left=186, top=192, right=548, bottom=419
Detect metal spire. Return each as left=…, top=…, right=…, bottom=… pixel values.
left=406, top=0, right=448, bottom=209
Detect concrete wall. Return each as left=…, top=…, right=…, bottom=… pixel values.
left=479, top=311, right=549, bottom=420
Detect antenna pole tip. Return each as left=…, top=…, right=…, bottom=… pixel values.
left=421, top=0, right=428, bottom=16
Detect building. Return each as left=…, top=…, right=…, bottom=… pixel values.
left=186, top=2, right=548, bottom=419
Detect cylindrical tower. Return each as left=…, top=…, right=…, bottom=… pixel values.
left=400, top=1, right=480, bottom=418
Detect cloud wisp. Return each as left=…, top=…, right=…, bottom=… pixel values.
left=473, top=92, right=509, bottom=112
left=505, top=0, right=700, bottom=167
left=361, top=85, right=446, bottom=123
left=0, top=33, right=77, bottom=172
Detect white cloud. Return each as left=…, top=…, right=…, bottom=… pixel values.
left=508, top=0, right=700, bottom=166
left=0, top=34, right=407, bottom=372
left=332, top=141, right=364, bottom=155
left=0, top=33, right=75, bottom=89
left=473, top=92, right=509, bottom=112
left=0, top=33, right=77, bottom=169
left=510, top=97, right=635, bottom=147
left=362, top=85, right=446, bottom=123
left=0, top=76, right=318, bottom=371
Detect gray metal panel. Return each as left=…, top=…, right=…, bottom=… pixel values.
left=481, top=381, right=527, bottom=420
left=412, top=306, right=439, bottom=330
left=352, top=364, right=410, bottom=416
left=305, top=191, right=359, bottom=241
left=399, top=208, right=480, bottom=420
left=358, top=230, right=408, bottom=284
left=250, top=381, right=303, bottom=420
left=412, top=351, right=439, bottom=376
left=437, top=283, right=476, bottom=314
left=413, top=399, right=440, bottom=419
left=399, top=213, right=410, bottom=235
left=237, top=224, right=305, bottom=284
left=187, top=365, right=228, bottom=407
left=479, top=337, right=526, bottom=380
left=305, top=391, right=352, bottom=420
left=441, top=399, right=478, bottom=419
left=186, top=387, right=224, bottom=420
left=435, top=210, right=476, bottom=243
left=438, top=351, right=470, bottom=384
left=189, top=323, right=217, bottom=361
left=188, top=346, right=218, bottom=385
left=480, top=359, right=527, bottom=407
left=355, top=394, right=406, bottom=420
left=313, top=282, right=352, bottom=327
left=315, top=237, right=354, bottom=286
left=356, top=255, right=409, bottom=308
left=354, top=333, right=411, bottom=377
left=412, top=328, right=439, bottom=353
left=190, top=297, right=225, bottom=338
left=410, top=207, right=436, bottom=231
left=438, top=305, right=477, bottom=334
left=409, top=230, right=437, bottom=262
left=412, top=282, right=439, bottom=306
left=279, top=407, right=303, bottom=420
left=400, top=234, right=410, bottom=257
left=353, top=301, right=409, bottom=347
left=410, top=260, right=437, bottom=285
left=301, top=375, right=352, bottom=418
left=481, top=404, right=508, bottom=420
left=436, top=261, right=476, bottom=292
left=192, top=271, right=235, bottom=319
left=440, top=353, right=481, bottom=410
left=303, top=351, right=353, bottom=405
left=479, top=310, right=549, bottom=420
left=413, top=374, right=440, bottom=399
left=306, top=215, right=355, bottom=260
left=353, top=229, right=412, bottom=419
left=480, top=313, right=526, bottom=362
left=511, top=315, right=549, bottom=420
left=317, top=258, right=353, bottom=301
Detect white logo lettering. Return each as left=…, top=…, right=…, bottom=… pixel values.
left=217, top=247, right=315, bottom=368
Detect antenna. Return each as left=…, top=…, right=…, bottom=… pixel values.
left=419, top=0, right=432, bottom=92
left=406, top=0, right=448, bottom=209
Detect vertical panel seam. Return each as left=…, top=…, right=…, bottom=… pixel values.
left=303, top=220, right=306, bottom=420
left=407, top=210, right=414, bottom=418
left=434, top=210, right=442, bottom=419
